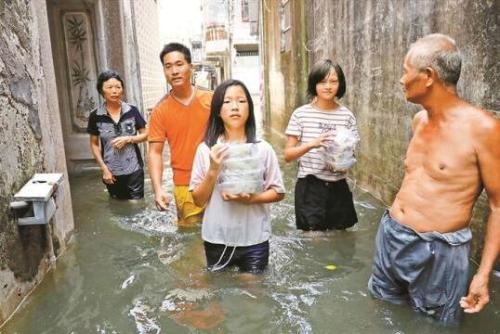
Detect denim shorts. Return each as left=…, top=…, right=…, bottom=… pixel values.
left=204, top=240, right=269, bottom=274
left=368, top=211, right=472, bottom=325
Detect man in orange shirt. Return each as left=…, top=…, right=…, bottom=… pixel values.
left=148, top=43, right=212, bottom=226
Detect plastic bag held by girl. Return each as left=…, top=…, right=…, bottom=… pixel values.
left=323, top=127, right=360, bottom=172
left=218, top=143, right=264, bottom=194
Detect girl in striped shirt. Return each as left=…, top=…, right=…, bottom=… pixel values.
left=284, top=59, right=359, bottom=231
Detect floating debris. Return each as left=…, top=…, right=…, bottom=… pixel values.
left=121, top=274, right=135, bottom=290
left=325, top=264, right=337, bottom=271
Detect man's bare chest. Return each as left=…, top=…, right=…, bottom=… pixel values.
left=404, top=128, right=477, bottom=180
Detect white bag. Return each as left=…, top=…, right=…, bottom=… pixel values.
left=323, top=127, right=359, bottom=172
left=219, top=143, right=264, bottom=194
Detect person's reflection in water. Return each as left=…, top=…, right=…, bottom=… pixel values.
left=160, top=236, right=226, bottom=330
left=329, top=230, right=363, bottom=276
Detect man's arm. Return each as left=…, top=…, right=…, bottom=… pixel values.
left=461, top=114, right=500, bottom=313
left=148, top=141, right=170, bottom=210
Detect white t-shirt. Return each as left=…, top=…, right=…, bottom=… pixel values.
left=189, top=140, right=285, bottom=247
left=285, top=103, right=359, bottom=182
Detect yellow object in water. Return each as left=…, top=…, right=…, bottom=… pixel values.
left=325, top=264, right=337, bottom=271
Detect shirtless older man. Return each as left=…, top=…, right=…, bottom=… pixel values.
left=368, top=33, right=500, bottom=325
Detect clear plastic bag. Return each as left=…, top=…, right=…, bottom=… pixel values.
left=323, top=127, right=359, bottom=172
left=219, top=143, right=264, bottom=194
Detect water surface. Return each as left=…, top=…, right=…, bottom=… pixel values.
left=2, top=145, right=499, bottom=334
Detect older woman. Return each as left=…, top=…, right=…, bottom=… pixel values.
left=87, top=70, right=147, bottom=199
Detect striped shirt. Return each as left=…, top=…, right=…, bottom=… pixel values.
left=285, top=103, right=359, bottom=182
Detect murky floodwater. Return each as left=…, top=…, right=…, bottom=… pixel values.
left=2, top=139, right=499, bottom=334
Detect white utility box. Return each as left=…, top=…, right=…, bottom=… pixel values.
left=11, top=173, right=63, bottom=226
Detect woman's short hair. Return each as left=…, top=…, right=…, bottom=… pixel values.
left=96, top=70, right=124, bottom=96
left=204, top=79, right=256, bottom=147
left=307, top=59, right=346, bottom=99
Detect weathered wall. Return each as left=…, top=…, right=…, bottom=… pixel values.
left=0, top=0, right=74, bottom=325
left=261, top=0, right=309, bottom=136
left=305, top=0, right=498, bottom=258
left=262, top=0, right=498, bottom=260
left=306, top=0, right=498, bottom=203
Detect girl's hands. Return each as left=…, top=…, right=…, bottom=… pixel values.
left=308, top=133, right=330, bottom=149
left=208, top=144, right=229, bottom=174
left=102, top=166, right=116, bottom=184
left=221, top=192, right=252, bottom=203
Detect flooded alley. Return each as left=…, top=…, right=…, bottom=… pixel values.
left=2, top=136, right=499, bottom=333
left=1, top=0, right=499, bottom=333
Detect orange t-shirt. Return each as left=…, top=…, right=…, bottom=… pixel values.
left=149, top=89, right=212, bottom=185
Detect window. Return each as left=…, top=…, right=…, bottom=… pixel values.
left=241, top=0, right=249, bottom=22
left=280, top=0, right=291, bottom=52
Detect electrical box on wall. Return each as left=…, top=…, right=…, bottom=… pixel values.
left=10, top=173, right=63, bottom=226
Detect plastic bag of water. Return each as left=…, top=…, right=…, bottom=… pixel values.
left=323, top=127, right=359, bottom=172
left=219, top=143, right=264, bottom=194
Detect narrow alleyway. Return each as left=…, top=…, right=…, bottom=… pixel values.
left=1, top=0, right=498, bottom=332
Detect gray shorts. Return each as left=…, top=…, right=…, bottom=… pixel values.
left=368, top=211, right=471, bottom=325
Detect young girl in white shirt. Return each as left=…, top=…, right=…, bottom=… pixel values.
left=190, top=79, right=285, bottom=273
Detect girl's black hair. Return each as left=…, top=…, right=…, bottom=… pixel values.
left=96, top=69, right=124, bottom=96
left=204, top=79, right=256, bottom=147
left=307, top=59, right=346, bottom=99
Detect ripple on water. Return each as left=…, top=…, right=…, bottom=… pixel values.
left=129, top=299, right=161, bottom=334
left=267, top=234, right=304, bottom=283
left=160, top=288, right=214, bottom=312
left=271, top=293, right=313, bottom=334
left=156, top=244, right=182, bottom=266
left=118, top=207, right=178, bottom=236
left=95, top=323, right=118, bottom=334
left=355, top=200, right=377, bottom=210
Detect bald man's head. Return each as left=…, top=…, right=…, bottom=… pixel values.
left=407, top=33, right=462, bottom=86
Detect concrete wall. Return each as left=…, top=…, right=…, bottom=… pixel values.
left=262, top=0, right=498, bottom=259
left=306, top=0, right=498, bottom=203
left=305, top=0, right=498, bottom=257
left=0, top=0, right=74, bottom=325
